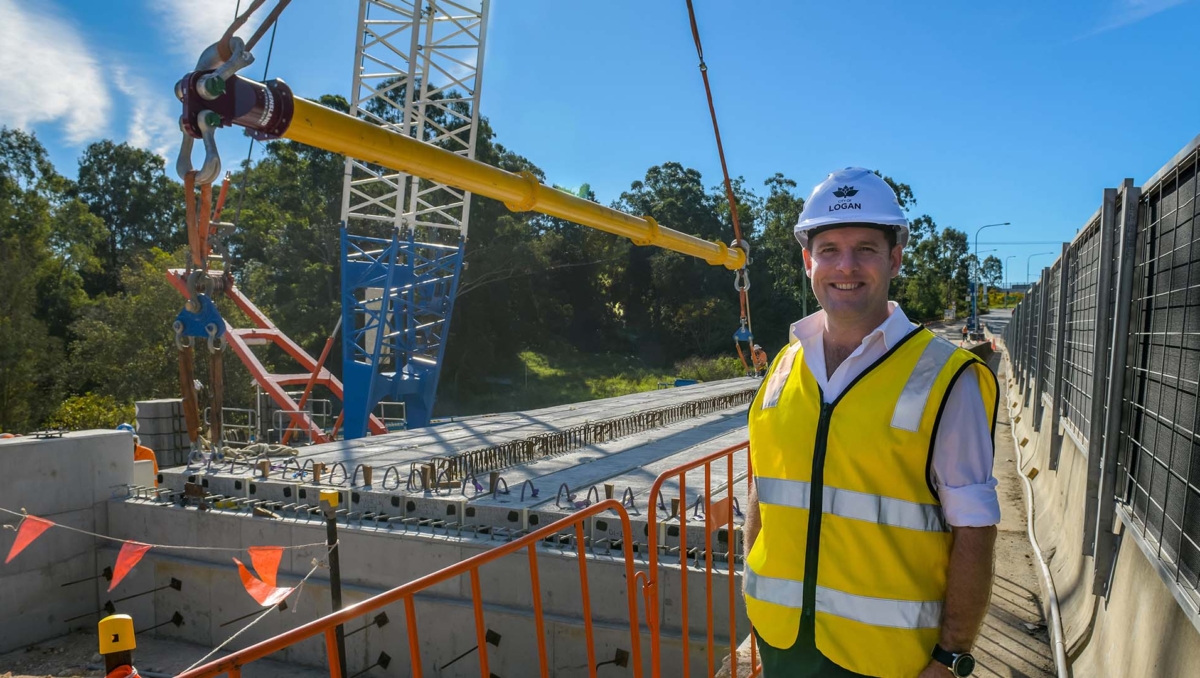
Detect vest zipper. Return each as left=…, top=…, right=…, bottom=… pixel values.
left=801, top=398, right=833, bottom=634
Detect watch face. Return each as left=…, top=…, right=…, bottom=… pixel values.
left=953, top=654, right=976, bottom=677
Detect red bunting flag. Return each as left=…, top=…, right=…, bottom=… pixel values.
left=234, top=557, right=292, bottom=607
left=248, top=546, right=284, bottom=588
left=5, top=515, right=54, bottom=564
left=109, top=542, right=152, bottom=591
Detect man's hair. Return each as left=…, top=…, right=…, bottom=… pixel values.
left=806, top=223, right=898, bottom=250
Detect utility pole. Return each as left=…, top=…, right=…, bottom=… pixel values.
left=1004, top=255, right=1016, bottom=308
left=973, top=222, right=1009, bottom=334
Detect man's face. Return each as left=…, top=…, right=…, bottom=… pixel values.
left=803, top=226, right=902, bottom=324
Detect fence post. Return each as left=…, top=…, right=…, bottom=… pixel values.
left=1049, top=244, right=1071, bottom=469
left=1022, top=277, right=1041, bottom=410
left=1082, top=188, right=1120, bottom=557
left=1024, top=280, right=1041, bottom=405
left=1020, top=282, right=1034, bottom=402
left=1092, top=179, right=1141, bottom=596
left=1032, top=270, right=1051, bottom=428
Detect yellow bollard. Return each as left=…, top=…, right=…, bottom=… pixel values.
left=98, top=614, right=137, bottom=677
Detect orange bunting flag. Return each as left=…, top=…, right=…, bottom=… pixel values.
left=5, top=515, right=54, bottom=564
left=234, top=557, right=292, bottom=607
left=109, top=542, right=153, bottom=591
left=248, top=546, right=284, bottom=588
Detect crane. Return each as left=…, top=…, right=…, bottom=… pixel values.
left=171, top=0, right=748, bottom=450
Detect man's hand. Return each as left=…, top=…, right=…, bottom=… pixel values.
left=918, top=660, right=949, bottom=678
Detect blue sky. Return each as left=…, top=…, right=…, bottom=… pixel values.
left=3, top=0, right=1199, bottom=284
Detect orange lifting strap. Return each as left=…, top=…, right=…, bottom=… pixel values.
left=684, top=0, right=755, bottom=372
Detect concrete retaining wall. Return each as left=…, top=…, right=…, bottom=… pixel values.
left=0, top=431, right=133, bottom=653
left=1005, top=358, right=1200, bottom=677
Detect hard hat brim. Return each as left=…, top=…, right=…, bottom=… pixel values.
left=795, top=220, right=909, bottom=250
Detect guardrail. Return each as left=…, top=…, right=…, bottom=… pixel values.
left=176, top=499, right=643, bottom=678
left=643, top=440, right=760, bottom=678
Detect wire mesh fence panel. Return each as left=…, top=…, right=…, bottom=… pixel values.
left=1043, top=261, right=1061, bottom=397
left=1028, top=283, right=1042, bottom=396
left=1116, top=146, right=1200, bottom=607
left=1063, top=218, right=1103, bottom=443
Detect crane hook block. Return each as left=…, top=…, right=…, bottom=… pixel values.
left=175, top=295, right=226, bottom=339
left=177, top=72, right=294, bottom=142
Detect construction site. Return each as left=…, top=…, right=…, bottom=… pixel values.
left=3, top=1, right=1200, bottom=677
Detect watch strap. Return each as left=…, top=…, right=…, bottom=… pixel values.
left=931, top=644, right=957, bottom=668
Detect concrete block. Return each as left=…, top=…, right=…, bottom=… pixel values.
left=246, top=477, right=302, bottom=504
left=137, top=417, right=184, bottom=436
left=0, top=550, right=99, bottom=653
left=338, top=529, right=463, bottom=596
left=406, top=493, right=467, bottom=524
left=362, top=599, right=414, bottom=675
left=464, top=503, right=529, bottom=533
left=137, top=399, right=183, bottom=418
left=409, top=596, right=494, bottom=677
left=196, top=472, right=252, bottom=501
left=154, top=559, right=215, bottom=647
left=346, top=487, right=400, bottom=517
left=0, top=432, right=120, bottom=515
left=657, top=560, right=746, bottom=642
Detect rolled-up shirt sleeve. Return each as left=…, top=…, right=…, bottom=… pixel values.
left=932, top=367, right=1001, bottom=527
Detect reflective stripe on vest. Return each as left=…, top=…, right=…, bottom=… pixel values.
left=755, top=476, right=948, bottom=533
left=745, top=570, right=942, bottom=630
left=891, top=336, right=958, bottom=432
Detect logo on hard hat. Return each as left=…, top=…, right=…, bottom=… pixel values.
left=828, top=185, right=862, bottom=213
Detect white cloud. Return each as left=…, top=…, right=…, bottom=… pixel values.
left=0, top=0, right=111, bottom=144
left=150, top=0, right=263, bottom=62
left=113, top=67, right=179, bottom=160
left=1081, top=0, right=1192, bottom=38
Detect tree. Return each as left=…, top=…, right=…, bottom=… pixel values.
left=753, top=173, right=807, bottom=351
left=980, top=255, right=1003, bottom=289
left=75, top=140, right=184, bottom=295
left=0, top=127, right=104, bottom=431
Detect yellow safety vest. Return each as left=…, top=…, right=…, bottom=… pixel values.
left=745, top=327, right=997, bottom=677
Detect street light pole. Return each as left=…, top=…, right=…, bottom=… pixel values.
left=973, top=222, right=1009, bottom=333
left=1026, top=251, right=1054, bottom=289
left=1004, top=255, right=1016, bottom=309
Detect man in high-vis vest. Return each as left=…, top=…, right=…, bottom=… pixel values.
left=743, top=168, right=999, bottom=678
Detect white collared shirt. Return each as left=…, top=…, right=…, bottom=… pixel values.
left=787, top=302, right=1000, bottom=527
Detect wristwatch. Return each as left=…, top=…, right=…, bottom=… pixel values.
left=932, top=644, right=976, bottom=676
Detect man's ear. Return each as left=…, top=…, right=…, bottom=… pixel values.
left=802, top=247, right=813, bottom=276
left=889, top=245, right=903, bottom=278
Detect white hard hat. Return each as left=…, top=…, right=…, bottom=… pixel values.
left=794, top=167, right=909, bottom=249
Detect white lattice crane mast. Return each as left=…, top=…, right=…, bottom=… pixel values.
left=338, top=0, right=490, bottom=436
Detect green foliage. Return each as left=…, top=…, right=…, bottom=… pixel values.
left=45, top=393, right=135, bottom=431
left=2, top=97, right=987, bottom=430
left=75, top=140, right=183, bottom=295
left=673, top=356, right=744, bottom=382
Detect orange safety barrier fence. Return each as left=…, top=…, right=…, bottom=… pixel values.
left=177, top=499, right=642, bottom=678
left=643, top=440, right=761, bottom=678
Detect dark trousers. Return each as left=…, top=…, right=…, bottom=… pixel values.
left=754, top=626, right=871, bottom=678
